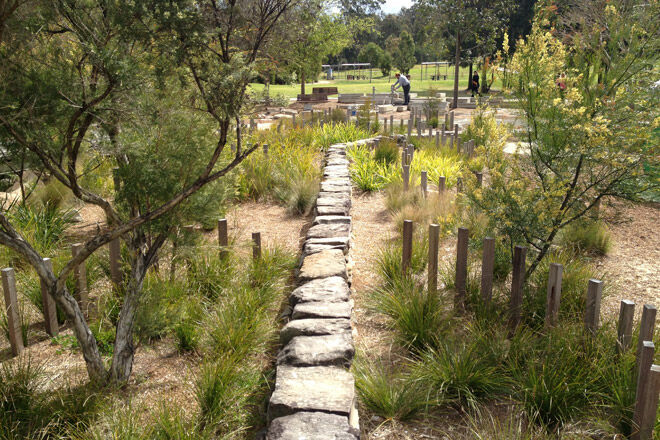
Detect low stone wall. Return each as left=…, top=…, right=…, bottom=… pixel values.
left=266, top=138, right=379, bottom=439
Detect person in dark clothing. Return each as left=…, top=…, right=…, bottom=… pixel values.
left=472, top=71, right=480, bottom=97
left=393, top=73, right=411, bottom=105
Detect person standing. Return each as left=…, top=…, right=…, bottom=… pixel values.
left=471, top=71, right=480, bottom=97
left=392, top=73, right=411, bottom=106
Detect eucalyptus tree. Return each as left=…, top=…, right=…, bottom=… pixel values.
left=0, top=0, right=293, bottom=384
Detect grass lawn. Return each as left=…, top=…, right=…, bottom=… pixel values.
left=249, top=64, right=502, bottom=99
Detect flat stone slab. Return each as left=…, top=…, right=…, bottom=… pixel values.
left=317, top=204, right=350, bottom=216
left=267, top=412, right=358, bottom=440
left=306, top=223, right=351, bottom=240
left=302, top=243, right=347, bottom=256
left=320, top=182, right=352, bottom=193
left=313, top=215, right=351, bottom=226
left=269, top=365, right=355, bottom=419
left=280, top=318, right=351, bottom=345
left=277, top=333, right=354, bottom=368
left=327, top=158, right=349, bottom=166
left=292, top=301, right=352, bottom=320
left=290, top=276, right=350, bottom=305
left=299, top=249, right=346, bottom=282
left=317, top=194, right=351, bottom=210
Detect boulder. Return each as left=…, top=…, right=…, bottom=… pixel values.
left=280, top=318, right=352, bottom=345
left=267, top=412, right=358, bottom=440
left=277, top=333, right=354, bottom=368
left=306, top=223, right=351, bottom=240
left=290, top=276, right=350, bottom=305
left=292, top=301, right=352, bottom=320
left=298, top=249, right=346, bottom=282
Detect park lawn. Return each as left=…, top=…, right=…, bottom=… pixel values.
left=249, top=64, right=502, bottom=99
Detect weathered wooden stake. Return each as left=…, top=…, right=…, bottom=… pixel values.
left=637, top=304, right=657, bottom=362
left=416, top=119, right=421, bottom=137
left=39, top=258, right=59, bottom=336
left=631, top=342, right=655, bottom=440
left=617, top=300, right=635, bottom=353
left=456, top=177, right=462, bottom=193
left=390, top=115, right=394, bottom=135
left=2, top=267, right=24, bottom=356
left=263, top=143, right=269, bottom=156
left=252, top=232, right=262, bottom=260
left=449, top=111, right=454, bottom=130
left=475, top=172, right=483, bottom=187
left=428, top=125, right=432, bottom=136
left=584, top=279, right=603, bottom=334
left=481, top=237, right=495, bottom=304
left=420, top=171, right=428, bottom=197
left=632, top=364, right=660, bottom=440
left=402, top=220, right=413, bottom=276
left=455, top=227, right=469, bottom=312
left=218, top=219, right=228, bottom=259
left=509, top=246, right=527, bottom=331
left=444, top=112, right=449, bottom=131
left=292, top=113, right=297, bottom=128
left=545, top=263, right=563, bottom=328
left=454, top=123, right=459, bottom=146
left=109, top=238, right=121, bottom=286
left=441, top=129, right=446, bottom=146
left=402, top=165, right=410, bottom=191
left=407, top=119, right=412, bottom=139
left=345, top=108, right=350, bottom=123
left=428, top=224, right=440, bottom=295
left=438, top=176, right=446, bottom=192
left=435, top=131, right=440, bottom=148
left=71, top=243, right=88, bottom=315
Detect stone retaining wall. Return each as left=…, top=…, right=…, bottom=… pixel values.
left=266, top=138, right=380, bottom=439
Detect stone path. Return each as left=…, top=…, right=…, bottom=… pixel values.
left=266, top=139, right=382, bottom=439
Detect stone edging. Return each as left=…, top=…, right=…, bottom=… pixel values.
left=265, top=137, right=381, bottom=439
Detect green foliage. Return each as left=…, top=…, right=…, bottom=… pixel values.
left=9, top=202, right=75, bottom=254
left=560, top=220, right=612, bottom=256
left=134, top=276, right=191, bottom=343
left=358, top=42, right=384, bottom=68
left=375, top=232, right=428, bottom=286
left=354, top=356, right=429, bottom=421
left=379, top=51, right=393, bottom=77
left=0, top=301, right=29, bottom=348
left=373, top=139, right=399, bottom=165
left=392, top=31, right=416, bottom=74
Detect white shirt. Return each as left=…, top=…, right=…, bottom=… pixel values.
left=393, top=75, right=410, bottom=88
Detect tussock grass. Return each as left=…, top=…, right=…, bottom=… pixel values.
left=560, top=220, right=613, bottom=256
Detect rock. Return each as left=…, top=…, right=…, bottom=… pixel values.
left=313, top=215, right=352, bottom=226
left=316, top=193, right=351, bottom=211
left=280, top=318, right=352, bottom=344
left=290, top=276, right=350, bottom=305
left=326, top=158, right=349, bottom=166
left=306, top=223, right=351, bottom=240
left=277, top=333, right=354, bottom=368
left=298, top=249, right=346, bottom=281
left=267, top=412, right=358, bottom=440
left=71, top=211, right=84, bottom=223
left=268, top=365, right=355, bottom=419
left=320, top=183, right=352, bottom=194
left=317, top=204, right=350, bottom=216
left=302, top=243, right=347, bottom=256
left=292, top=301, right=352, bottom=320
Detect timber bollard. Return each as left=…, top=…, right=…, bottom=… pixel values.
left=617, top=300, right=635, bottom=353
left=428, top=224, right=440, bottom=295
left=218, top=219, right=228, bottom=259
left=637, top=304, right=657, bottom=362
left=584, top=279, right=603, bottom=334
left=631, top=342, right=656, bottom=440
left=40, top=258, right=58, bottom=337
left=1, top=267, right=23, bottom=356
left=421, top=171, right=428, bottom=197
left=509, top=246, right=527, bottom=332
left=455, top=227, right=469, bottom=312
left=402, top=220, right=413, bottom=276
left=252, top=232, right=262, bottom=260
left=545, top=263, right=563, bottom=328
left=438, top=176, right=446, bottom=192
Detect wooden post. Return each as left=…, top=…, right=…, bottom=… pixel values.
left=454, top=124, right=459, bottom=149
left=390, top=115, right=394, bottom=136
left=293, top=113, right=297, bottom=128
left=421, top=171, right=428, bottom=197
left=345, top=108, right=350, bottom=123
left=584, top=279, right=603, bottom=334
left=637, top=304, right=657, bottom=362
left=401, top=149, right=406, bottom=166
left=416, top=119, right=421, bottom=137
left=545, top=263, right=563, bottom=328
left=2, top=267, right=24, bottom=356
left=449, top=111, right=454, bottom=130
left=444, top=112, right=449, bottom=131
left=481, top=237, right=495, bottom=304
left=39, top=258, right=58, bottom=337
left=428, top=224, right=440, bottom=295
left=456, top=177, right=462, bottom=193
left=71, top=243, right=88, bottom=315
left=455, top=227, right=469, bottom=312
left=438, top=176, right=446, bottom=193
left=407, top=119, right=412, bottom=139
left=509, top=246, right=527, bottom=331
left=277, top=121, right=282, bottom=133
left=383, top=117, right=387, bottom=133
left=249, top=118, right=255, bottom=133
left=252, top=232, right=262, bottom=260
left=632, top=341, right=655, bottom=440
left=218, top=219, right=228, bottom=259
left=476, top=172, right=483, bottom=187
left=441, top=129, right=446, bottom=146
left=402, top=220, right=413, bottom=276
left=435, top=131, right=440, bottom=148
left=109, top=238, right=121, bottom=286
left=633, top=364, right=660, bottom=440
left=617, top=300, right=635, bottom=353
left=402, top=165, right=410, bottom=191
left=263, top=143, right=269, bottom=156
left=428, top=125, right=432, bottom=136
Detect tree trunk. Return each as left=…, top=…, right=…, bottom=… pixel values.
left=452, top=31, right=461, bottom=109
left=300, top=71, right=305, bottom=95
left=467, top=63, right=473, bottom=91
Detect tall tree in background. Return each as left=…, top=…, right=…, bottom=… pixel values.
left=337, top=0, right=384, bottom=17
left=420, top=0, right=515, bottom=107
left=392, top=30, right=417, bottom=74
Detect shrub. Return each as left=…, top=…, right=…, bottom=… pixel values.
left=373, top=139, right=399, bottom=165
left=134, top=276, right=189, bottom=343
left=369, top=277, right=449, bottom=352
left=9, top=202, right=75, bottom=254
left=349, top=144, right=398, bottom=192
left=0, top=358, right=45, bottom=437
left=560, top=220, right=612, bottom=256
left=375, top=233, right=428, bottom=285
left=354, top=356, right=429, bottom=421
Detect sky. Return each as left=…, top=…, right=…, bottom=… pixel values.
left=381, top=0, right=414, bottom=14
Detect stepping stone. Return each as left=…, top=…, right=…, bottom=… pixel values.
left=317, top=204, right=350, bottom=216
left=302, top=243, right=346, bottom=256
left=306, top=223, right=351, bottom=240
left=313, top=215, right=351, bottom=225
left=268, top=365, right=355, bottom=419
left=299, top=249, right=346, bottom=282
left=277, top=333, right=354, bottom=368
left=267, top=412, right=358, bottom=440
left=320, top=181, right=352, bottom=193
left=290, top=276, right=350, bottom=305
left=317, top=194, right=351, bottom=211
left=280, top=318, right=352, bottom=344
left=327, top=158, right=349, bottom=166
left=292, top=301, right=352, bottom=320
